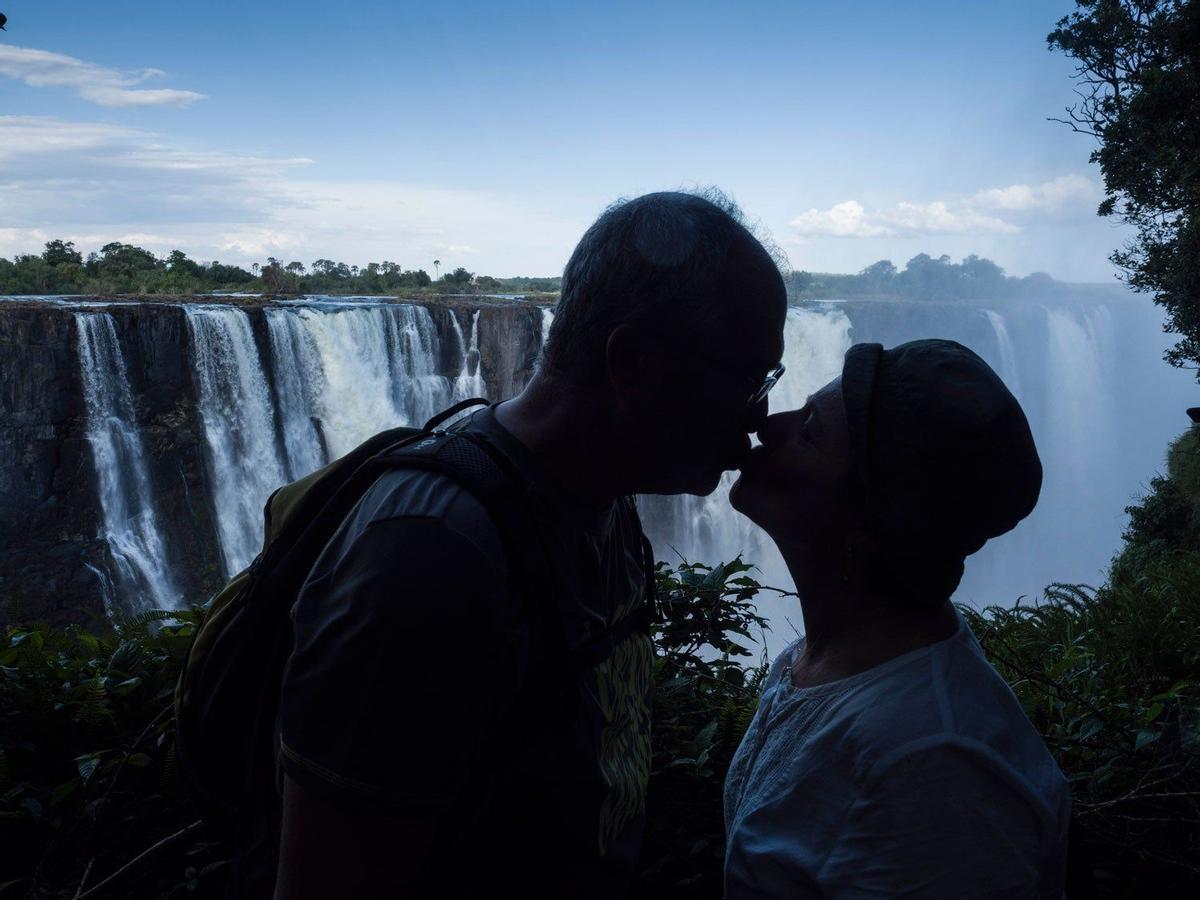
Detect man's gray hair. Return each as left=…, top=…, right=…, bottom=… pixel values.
left=542, top=187, right=786, bottom=383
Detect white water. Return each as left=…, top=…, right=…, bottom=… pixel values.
left=70, top=294, right=1194, bottom=654
left=185, top=306, right=289, bottom=577
left=453, top=310, right=487, bottom=401
left=75, top=312, right=180, bottom=611
left=984, top=309, right=1024, bottom=400
left=192, top=301, right=477, bottom=575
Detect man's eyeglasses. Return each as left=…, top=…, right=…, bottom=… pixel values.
left=746, top=361, right=786, bottom=408
left=650, top=329, right=786, bottom=409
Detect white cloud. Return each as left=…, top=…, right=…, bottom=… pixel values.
left=0, top=44, right=205, bottom=107
left=789, top=201, right=892, bottom=238
left=788, top=175, right=1101, bottom=240
left=0, top=116, right=579, bottom=275
left=790, top=199, right=1017, bottom=239
left=970, top=174, right=1098, bottom=213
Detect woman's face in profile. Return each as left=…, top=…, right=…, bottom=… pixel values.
left=730, top=376, right=853, bottom=540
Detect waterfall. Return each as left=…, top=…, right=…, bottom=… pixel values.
left=264, top=309, right=327, bottom=481
left=194, top=301, right=461, bottom=575
left=265, top=303, right=452, bottom=465
left=453, top=310, right=486, bottom=401
left=185, top=306, right=288, bottom=577
left=75, top=312, right=180, bottom=611
left=984, top=309, right=1023, bottom=400
left=55, top=292, right=1194, bottom=646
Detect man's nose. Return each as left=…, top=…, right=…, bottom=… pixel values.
left=743, top=396, right=770, bottom=435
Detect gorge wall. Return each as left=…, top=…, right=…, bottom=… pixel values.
left=1, top=291, right=1194, bottom=659
left=0, top=297, right=543, bottom=625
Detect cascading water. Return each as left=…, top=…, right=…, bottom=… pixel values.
left=197, top=300, right=473, bottom=577
left=60, top=292, right=1194, bottom=648
left=75, top=312, right=180, bottom=612
left=264, top=309, right=327, bottom=481
left=453, top=310, right=486, bottom=401
left=185, top=306, right=288, bottom=577
left=984, top=309, right=1023, bottom=400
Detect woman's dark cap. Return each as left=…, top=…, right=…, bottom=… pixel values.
left=841, top=338, right=1042, bottom=608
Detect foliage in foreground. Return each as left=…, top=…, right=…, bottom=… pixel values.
left=965, top=424, right=1200, bottom=894
left=0, top=561, right=773, bottom=898
left=0, top=609, right=225, bottom=898
left=4, top=430, right=1200, bottom=897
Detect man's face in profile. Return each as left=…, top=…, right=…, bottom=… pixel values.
left=637, top=294, right=787, bottom=496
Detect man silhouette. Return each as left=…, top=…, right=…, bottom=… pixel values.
left=261, top=190, right=788, bottom=899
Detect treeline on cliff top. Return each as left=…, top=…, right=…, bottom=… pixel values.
left=0, top=240, right=561, bottom=297
left=1, top=238, right=1106, bottom=303
left=788, top=253, right=1116, bottom=302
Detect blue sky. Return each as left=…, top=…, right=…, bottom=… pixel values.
left=0, top=1, right=1125, bottom=280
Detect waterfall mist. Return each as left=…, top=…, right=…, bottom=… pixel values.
left=637, top=298, right=1195, bottom=657
left=57, top=293, right=1194, bottom=660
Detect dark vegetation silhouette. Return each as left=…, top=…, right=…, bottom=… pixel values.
left=787, top=253, right=1098, bottom=301
left=0, top=241, right=560, bottom=297
left=1049, top=0, right=1200, bottom=375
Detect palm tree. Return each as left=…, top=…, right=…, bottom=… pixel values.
left=433, top=259, right=441, bottom=280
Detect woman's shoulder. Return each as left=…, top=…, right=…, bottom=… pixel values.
left=829, top=615, right=1067, bottom=801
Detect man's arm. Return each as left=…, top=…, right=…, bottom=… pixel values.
left=273, top=774, right=437, bottom=899
left=273, top=512, right=517, bottom=896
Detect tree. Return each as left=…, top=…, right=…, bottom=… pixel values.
left=440, top=266, right=473, bottom=287
left=95, top=242, right=161, bottom=289
left=1048, top=0, right=1200, bottom=373
left=42, top=239, right=82, bottom=268
left=166, top=250, right=202, bottom=278
left=858, top=259, right=897, bottom=294
left=433, top=259, right=441, bottom=280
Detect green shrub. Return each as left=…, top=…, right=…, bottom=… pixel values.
left=962, top=429, right=1200, bottom=895
left=4, top=470, right=1199, bottom=897
left=0, top=609, right=227, bottom=898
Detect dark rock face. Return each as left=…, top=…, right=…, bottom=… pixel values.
left=0, top=298, right=545, bottom=626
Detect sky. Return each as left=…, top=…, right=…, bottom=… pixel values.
left=0, top=0, right=1128, bottom=280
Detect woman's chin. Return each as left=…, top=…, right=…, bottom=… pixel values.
left=728, top=473, right=758, bottom=519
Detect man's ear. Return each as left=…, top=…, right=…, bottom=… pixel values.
left=605, top=324, right=657, bottom=411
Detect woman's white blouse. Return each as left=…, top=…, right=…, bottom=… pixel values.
left=723, top=610, right=1071, bottom=899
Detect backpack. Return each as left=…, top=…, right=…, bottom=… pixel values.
left=173, top=397, right=660, bottom=825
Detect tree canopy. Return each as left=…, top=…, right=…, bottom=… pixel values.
left=786, top=252, right=1070, bottom=301
left=0, top=240, right=559, bottom=297
left=1048, top=0, right=1200, bottom=373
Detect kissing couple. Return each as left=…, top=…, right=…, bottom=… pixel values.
left=237, top=191, right=1070, bottom=900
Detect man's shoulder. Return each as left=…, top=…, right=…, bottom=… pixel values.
left=335, top=464, right=507, bottom=578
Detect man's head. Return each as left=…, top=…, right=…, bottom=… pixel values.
left=542, top=190, right=787, bottom=495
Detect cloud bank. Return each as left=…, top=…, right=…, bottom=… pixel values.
left=0, top=116, right=579, bottom=275
left=789, top=175, right=1100, bottom=240
left=0, top=44, right=205, bottom=107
